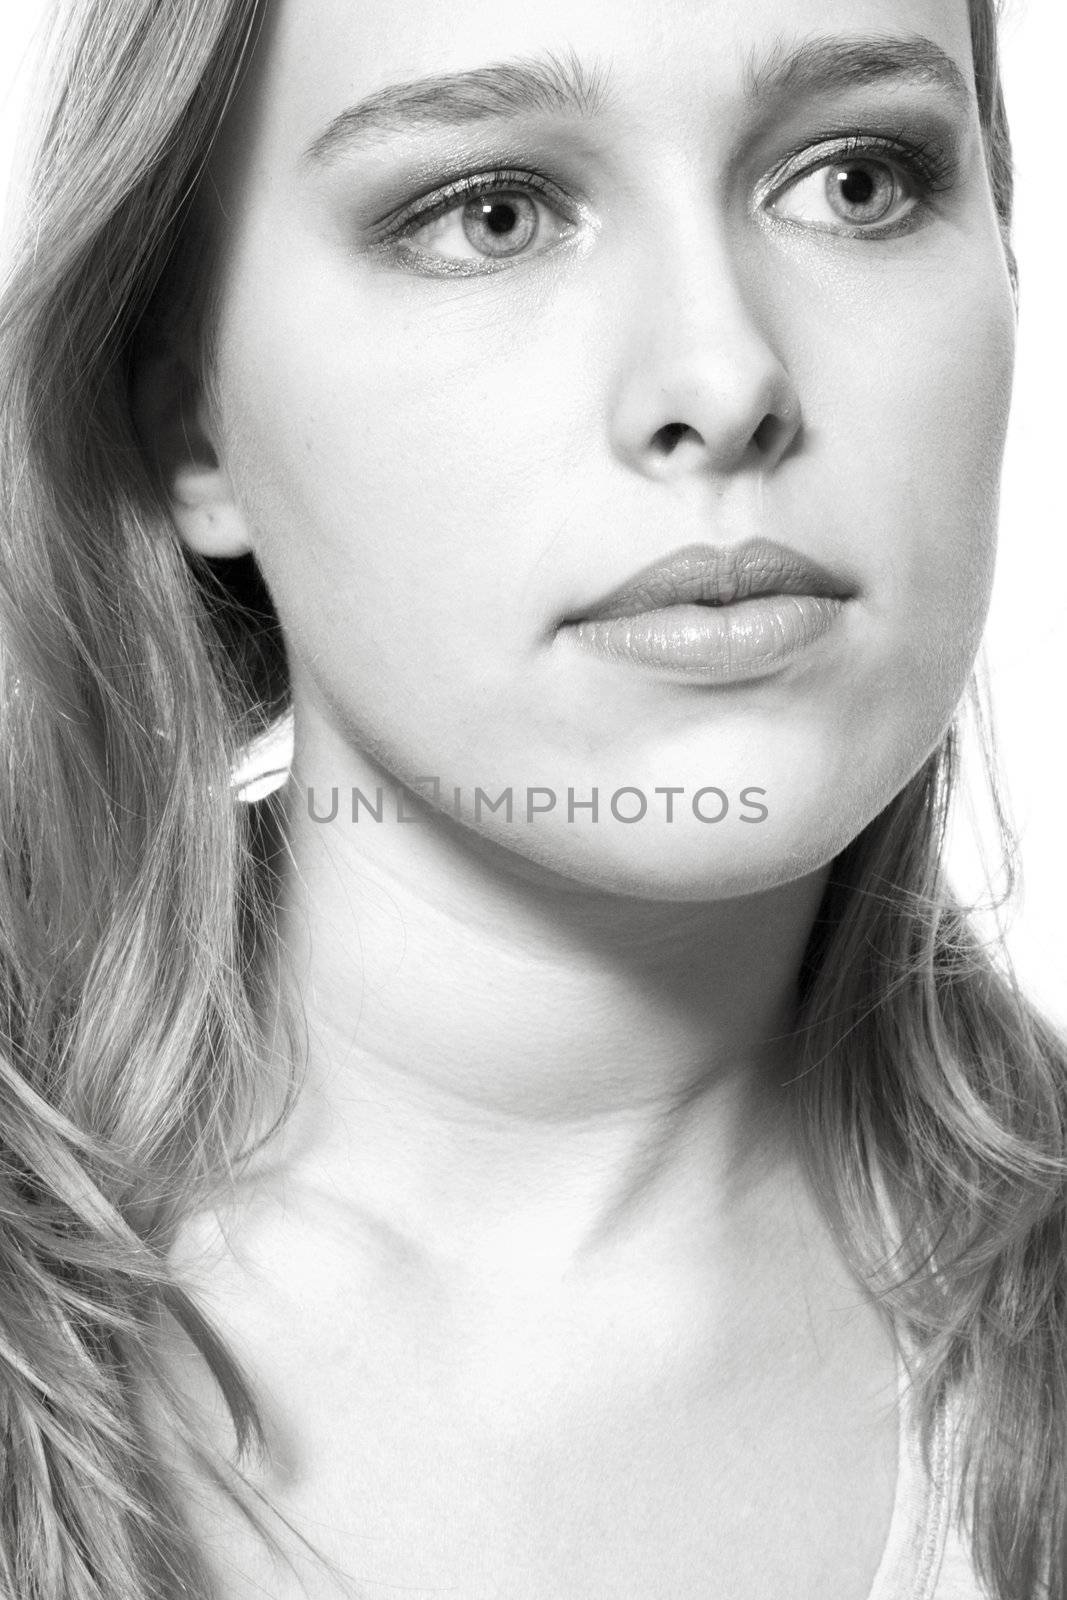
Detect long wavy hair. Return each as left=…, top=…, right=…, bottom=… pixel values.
left=0, top=2, right=1062, bottom=1597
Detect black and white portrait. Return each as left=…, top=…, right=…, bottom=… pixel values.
left=0, top=3, right=1063, bottom=1597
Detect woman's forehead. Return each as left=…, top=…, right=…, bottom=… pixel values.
left=229, top=0, right=976, bottom=174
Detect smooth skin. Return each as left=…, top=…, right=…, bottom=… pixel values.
left=140, top=0, right=1016, bottom=1593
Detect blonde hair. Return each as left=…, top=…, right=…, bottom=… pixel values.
left=0, top=2, right=1062, bottom=1597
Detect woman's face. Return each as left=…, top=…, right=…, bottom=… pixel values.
left=197, top=0, right=1014, bottom=898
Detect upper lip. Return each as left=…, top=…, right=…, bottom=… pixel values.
left=565, top=538, right=857, bottom=623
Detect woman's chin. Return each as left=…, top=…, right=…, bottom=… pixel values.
left=454, top=803, right=862, bottom=903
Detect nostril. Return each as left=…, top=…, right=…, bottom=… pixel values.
left=655, top=420, right=694, bottom=453
left=753, top=413, right=790, bottom=455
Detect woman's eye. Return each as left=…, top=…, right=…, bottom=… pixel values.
left=391, top=183, right=576, bottom=269
left=769, top=156, right=919, bottom=235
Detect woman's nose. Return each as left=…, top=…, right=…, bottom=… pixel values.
left=606, top=226, right=802, bottom=481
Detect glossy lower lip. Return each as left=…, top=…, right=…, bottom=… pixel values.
left=561, top=595, right=847, bottom=681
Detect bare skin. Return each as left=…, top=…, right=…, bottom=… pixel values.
left=162, top=1115, right=901, bottom=1600
left=138, top=0, right=1015, bottom=1590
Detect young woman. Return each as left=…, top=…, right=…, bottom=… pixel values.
left=0, top=0, right=1061, bottom=1596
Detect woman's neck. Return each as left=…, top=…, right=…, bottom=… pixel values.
left=244, top=746, right=830, bottom=1296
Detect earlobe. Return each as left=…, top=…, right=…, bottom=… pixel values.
left=131, top=346, right=253, bottom=559
left=169, top=448, right=253, bottom=560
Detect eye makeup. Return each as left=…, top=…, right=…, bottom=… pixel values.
left=341, top=93, right=971, bottom=279
left=758, top=126, right=961, bottom=241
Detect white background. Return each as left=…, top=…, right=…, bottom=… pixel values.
left=1, top=2, right=1063, bottom=1026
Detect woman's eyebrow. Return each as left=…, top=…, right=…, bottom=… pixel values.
left=302, top=32, right=972, bottom=169
left=745, top=33, right=972, bottom=107
left=303, top=45, right=614, bottom=166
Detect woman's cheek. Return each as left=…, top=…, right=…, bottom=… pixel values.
left=830, top=247, right=1010, bottom=583
left=896, top=288, right=1012, bottom=661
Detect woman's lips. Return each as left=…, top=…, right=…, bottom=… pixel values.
left=556, top=538, right=856, bottom=682
left=563, top=595, right=848, bottom=681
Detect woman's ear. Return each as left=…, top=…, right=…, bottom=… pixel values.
left=131, top=344, right=253, bottom=559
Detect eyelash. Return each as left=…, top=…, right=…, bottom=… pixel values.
left=763, top=130, right=958, bottom=236
left=378, top=167, right=580, bottom=274
left=375, top=133, right=957, bottom=274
